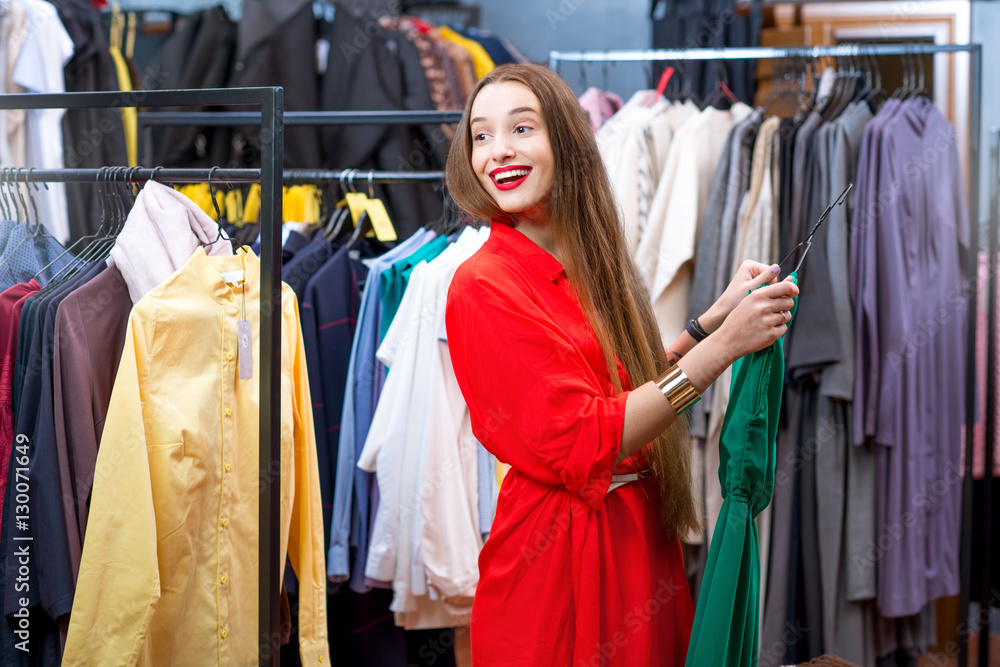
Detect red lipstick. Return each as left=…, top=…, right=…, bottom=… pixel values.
left=489, top=165, right=532, bottom=192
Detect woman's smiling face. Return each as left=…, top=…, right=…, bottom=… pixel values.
left=469, top=81, right=555, bottom=222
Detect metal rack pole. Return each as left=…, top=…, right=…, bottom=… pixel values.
left=0, top=167, right=444, bottom=184
left=259, top=87, right=283, bottom=667
left=137, top=109, right=465, bottom=126
left=0, top=87, right=285, bottom=667
left=961, top=43, right=984, bottom=667
left=980, top=128, right=1000, bottom=667
left=548, top=42, right=979, bottom=67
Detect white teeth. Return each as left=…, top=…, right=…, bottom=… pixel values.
left=494, top=168, right=530, bottom=183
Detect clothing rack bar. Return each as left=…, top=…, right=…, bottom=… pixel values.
left=963, top=43, right=984, bottom=667
left=136, top=110, right=464, bottom=126
left=0, top=168, right=262, bottom=183
left=282, top=168, right=444, bottom=183
left=0, top=86, right=285, bottom=667
left=0, top=87, right=271, bottom=110
left=0, top=168, right=444, bottom=184
left=548, top=42, right=979, bottom=67
left=260, top=87, right=284, bottom=667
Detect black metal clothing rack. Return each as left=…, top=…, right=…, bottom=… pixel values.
left=0, top=97, right=459, bottom=666
left=551, top=43, right=987, bottom=667
left=0, top=87, right=287, bottom=667
left=6, top=167, right=446, bottom=185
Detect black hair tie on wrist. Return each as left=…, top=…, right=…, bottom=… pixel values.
left=686, top=318, right=709, bottom=342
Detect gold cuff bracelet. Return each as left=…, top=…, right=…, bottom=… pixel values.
left=654, top=366, right=701, bottom=415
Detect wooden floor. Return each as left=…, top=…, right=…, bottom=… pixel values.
left=451, top=631, right=999, bottom=667
left=918, top=635, right=1000, bottom=667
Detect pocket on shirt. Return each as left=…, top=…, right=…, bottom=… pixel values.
left=147, top=442, right=191, bottom=541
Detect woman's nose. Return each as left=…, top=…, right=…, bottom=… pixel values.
left=492, top=136, right=515, bottom=162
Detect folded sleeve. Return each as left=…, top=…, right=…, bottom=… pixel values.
left=445, top=260, right=628, bottom=509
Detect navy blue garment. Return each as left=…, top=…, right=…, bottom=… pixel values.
left=300, top=245, right=369, bottom=554
left=283, top=230, right=311, bottom=264
left=282, top=237, right=334, bottom=301
left=461, top=28, right=515, bottom=65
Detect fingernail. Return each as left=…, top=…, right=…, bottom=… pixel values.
left=770, top=265, right=780, bottom=275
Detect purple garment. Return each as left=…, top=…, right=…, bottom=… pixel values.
left=578, top=87, right=625, bottom=132
left=850, top=99, right=903, bottom=442
left=852, top=98, right=968, bottom=618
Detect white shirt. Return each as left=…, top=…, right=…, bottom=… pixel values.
left=359, top=226, right=488, bottom=629
left=12, top=0, right=73, bottom=241
left=597, top=91, right=665, bottom=253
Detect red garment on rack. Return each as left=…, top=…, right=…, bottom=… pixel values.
left=0, top=280, right=40, bottom=538
left=446, top=222, right=694, bottom=667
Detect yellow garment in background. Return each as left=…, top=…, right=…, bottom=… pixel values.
left=284, top=185, right=322, bottom=224
left=436, top=26, right=495, bottom=79
left=63, top=248, right=330, bottom=666
left=108, top=45, right=137, bottom=166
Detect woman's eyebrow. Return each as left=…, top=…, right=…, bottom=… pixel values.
left=470, top=107, right=539, bottom=125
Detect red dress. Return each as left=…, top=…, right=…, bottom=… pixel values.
left=445, top=222, right=694, bottom=667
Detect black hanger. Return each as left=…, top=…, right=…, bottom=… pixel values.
left=201, top=166, right=240, bottom=253
left=24, top=169, right=42, bottom=232
left=778, top=183, right=853, bottom=279
left=346, top=171, right=373, bottom=249
left=37, top=167, right=117, bottom=283
left=0, top=169, right=10, bottom=222
left=322, top=169, right=353, bottom=241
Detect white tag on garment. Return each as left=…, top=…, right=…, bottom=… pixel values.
left=316, top=39, right=330, bottom=75
left=220, top=270, right=245, bottom=287
left=238, top=319, right=253, bottom=380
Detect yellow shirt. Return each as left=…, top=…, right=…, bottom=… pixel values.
left=63, top=248, right=330, bottom=666
left=436, top=26, right=495, bottom=80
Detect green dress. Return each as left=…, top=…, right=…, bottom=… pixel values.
left=685, top=274, right=798, bottom=667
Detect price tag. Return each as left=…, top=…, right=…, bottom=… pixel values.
left=344, top=192, right=369, bottom=224
left=365, top=198, right=397, bottom=242
left=237, top=319, right=253, bottom=380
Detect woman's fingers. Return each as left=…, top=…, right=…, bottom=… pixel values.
left=746, top=261, right=779, bottom=287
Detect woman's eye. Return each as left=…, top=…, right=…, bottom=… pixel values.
left=473, top=133, right=489, bottom=142
left=515, top=125, right=531, bottom=134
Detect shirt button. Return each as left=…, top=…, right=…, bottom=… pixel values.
left=226, top=352, right=233, bottom=361
left=319, top=657, right=324, bottom=663
left=220, top=628, right=228, bottom=639
left=221, top=517, right=229, bottom=527
left=225, top=462, right=232, bottom=472
left=227, top=294, right=234, bottom=302
left=220, top=574, right=227, bottom=584
left=225, top=407, right=231, bottom=417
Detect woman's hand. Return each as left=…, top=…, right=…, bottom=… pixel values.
left=700, top=260, right=780, bottom=333
left=712, top=277, right=799, bottom=363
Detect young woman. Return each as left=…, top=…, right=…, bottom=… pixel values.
left=444, top=64, right=798, bottom=667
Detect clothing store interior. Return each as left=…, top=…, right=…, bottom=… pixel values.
left=0, top=0, right=998, bottom=666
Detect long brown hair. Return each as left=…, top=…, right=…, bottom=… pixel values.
left=445, top=63, right=698, bottom=538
